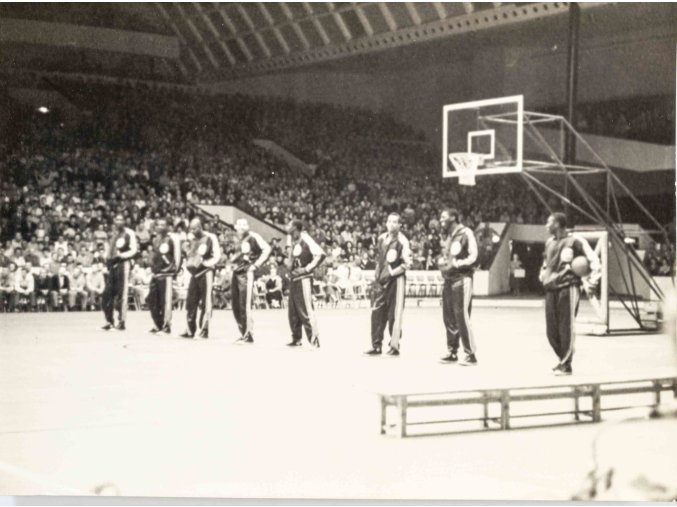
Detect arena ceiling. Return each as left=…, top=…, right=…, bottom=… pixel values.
left=0, top=2, right=586, bottom=83
left=154, top=2, right=578, bottom=81
left=2, top=2, right=675, bottom=84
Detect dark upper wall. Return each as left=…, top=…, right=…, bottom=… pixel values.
left=208, top=4, right=676, bottom=146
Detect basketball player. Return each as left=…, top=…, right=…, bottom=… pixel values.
left=286, top=220, right=325, bottom=348
left=540, top=212, right=601, bottom=375
left=102, top=214, right=138, bottom=330
left=180, top=218, right=221, bottom=339
left=147, top=218, right=181, bottom=334
left=231, top=218, right=271, bottom=343
left=365, top=213, right=411, bottom=356
left=439, top=208, right=479, bottom=365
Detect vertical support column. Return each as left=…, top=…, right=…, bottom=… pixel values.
left=483, top=394, right=489, bottom=429
left=574, top=387, right=580, bottom=421
left=380, top=396, right=387, bottom=435
left=653, top=381, right=661, bottom=407
left=564, top=2, right=580, bottom=224
left=500, top=390, right=510, bottom=430
left=591, top=385, right=601, bottom=422
left=397, top=396, right=408, bottom=438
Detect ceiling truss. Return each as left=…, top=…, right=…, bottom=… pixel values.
left=153, top=2, right=581, bottom=82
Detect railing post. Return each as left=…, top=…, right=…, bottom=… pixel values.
left=380, top=396, right=387, bottom=435
left=397, top=396, right=408, bottom=438
left=592, top=385, right=601, bottom=422
left=500, top=390, right=510, bottom=430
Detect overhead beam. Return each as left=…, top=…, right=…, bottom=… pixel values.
left=175, top=3, right=219, bottom=68
left=280, top=2, right=310, bottom=50
left=432, top=2, right=447, bottom=20
left=404, top=2, right=422, bottom=26
left=212, top=3, right=254, bottom=61
left=327, top=3, right=352, bottom=41
left=378, top=2, right=398, bottom=31
left=258, top=2, right=290, bottom=54
left=192, top=2, right=236, bottom=65
left=198, top=2, right=575, bottom=82
left=154, top=3, right=202, bottom=72
left=353, top=3, right=374, bottom=36
left=236, top=4, right=271, bottom=58
left=303, top=2, right=331, bottom=44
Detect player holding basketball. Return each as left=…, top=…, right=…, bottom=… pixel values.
left=147, top=218, right=181, bottom=335
left=180, top=218, right=221, bottom=339
left=439, top=208, right=479, bottom=365
left=540, top=212, right=601, bottom=376
left=231, top=218, right=271, bottom=344
left=102, top=214, right=138, bottom=331
left=286, top=219, right=325, bottom=348
left=365, top=213, right=412, bottom=356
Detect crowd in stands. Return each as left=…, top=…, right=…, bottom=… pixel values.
left=0, top=80, right=673, bottom=311
left=545, top=95, right=675, bottom=145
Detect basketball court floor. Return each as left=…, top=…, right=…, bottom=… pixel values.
left=1, top=303, right=675, bottom=500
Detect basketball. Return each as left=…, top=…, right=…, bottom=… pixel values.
left=571, top=256, right=591, bottom=277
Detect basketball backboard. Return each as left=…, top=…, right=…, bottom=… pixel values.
left=443, top=95, right=523, bottom=179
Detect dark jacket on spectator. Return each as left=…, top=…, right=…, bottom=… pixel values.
left=49, top=274, right=70, bottom=292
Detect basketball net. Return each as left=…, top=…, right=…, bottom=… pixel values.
left=448, top=152, right=481, bottom=186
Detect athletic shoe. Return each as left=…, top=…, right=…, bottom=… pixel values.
left=198, top=330, right=209, bottom=339
left=161, top=325, right=171, bottom=335
left=364, top=347, right=382, bottom=356
left=553, top=365, right=572, bottom=376
left=149, top=328, right=159, bottom=334
left=459, top=354, right=478, bottom=366
left=386, top=348, right=400, bottom=357
left=180, top=332, right=194, bottom=339
left=311, top=337, right=320, bottom=348
left=115, top=322, right=126, bottom=331
left=440, top=352, right=458, bottom=363
left=286, top=341, right=302, bottom=347
left=101, top=323, right=113, bottom=331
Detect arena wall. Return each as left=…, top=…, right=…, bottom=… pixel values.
left=209, top=23, right=676, bottom=147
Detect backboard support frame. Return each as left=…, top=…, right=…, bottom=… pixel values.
left=441, top=94, right=673, bottom=334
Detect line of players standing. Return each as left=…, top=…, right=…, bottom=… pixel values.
left=100, top=213, right=327, bottom=349
left=100, top=208, right=599, bottom=375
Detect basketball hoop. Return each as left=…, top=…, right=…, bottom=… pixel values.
left=448, top=152, right=482, bottom=186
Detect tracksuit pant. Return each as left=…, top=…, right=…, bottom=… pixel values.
left=102, top=261, right=130, bottom=325
left=442, top=276, right=476, bottom=356
left=370, top=276, right=406, bottom=350
left=288, top=277, right=318, bottom=343
left=147, top=275, right=173, bottom=331
left=545, top=285, right=580, bottom=368
left=186, top=270, right=214, bottom=337
left=231, top=270, right=254, bottom=338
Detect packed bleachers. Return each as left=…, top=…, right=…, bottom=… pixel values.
left=544, top=95, right=675, bottom=145
left=0, top=80, right=672, bottom=312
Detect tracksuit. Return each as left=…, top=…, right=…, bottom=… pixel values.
left=440, top=225, right=479, bottom=356
left=231, top=232, right=270, bottom=340
left=147, top=233, right=181, bottom=332
left=102, top=228, right=138, bottom=327
left=540, top=234, right=601, bottom=370
left=185, top=232, right=221, bottom=337
left=370, top=232, right=412, bottom=351
left=288, top=232, right=325, bottom=345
